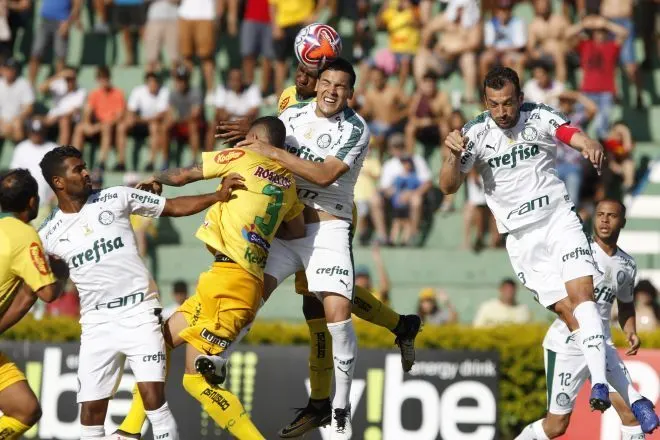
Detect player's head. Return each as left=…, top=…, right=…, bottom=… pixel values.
left=594, top=199, right=626, bottom=243
left=172, top=280, right=188, bottom=306
left=316, top=58, right=356, bottom=117
left=295, top=63, right=319, bottom=99
left=0, top=168, right=40, bottom=221
left=40, top=146, right=92, bottom=199
left=247, top=116, right=287, bottom=149
left=483, top=66, right=523, bottom=130
left=499, top=278, right=517, bottom=305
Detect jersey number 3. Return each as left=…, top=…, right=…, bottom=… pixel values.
left=255, top=184, right=284, bottom=236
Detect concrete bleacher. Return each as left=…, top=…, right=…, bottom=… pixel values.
left=1, top=1, right=659, bottom=322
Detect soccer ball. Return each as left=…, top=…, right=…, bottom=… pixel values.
left=294, top=23, right=342, bottom=71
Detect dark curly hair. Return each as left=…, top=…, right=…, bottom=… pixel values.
left=0, top=168, right=39, bottom=212
left=40, top=146, right=82, bottom=190
left=483, top=66, right=522, bottom=96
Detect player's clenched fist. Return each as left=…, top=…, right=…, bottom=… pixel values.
left=217, top=173, right=247, bottom=202
left=444, top=130, right=467, bottom=156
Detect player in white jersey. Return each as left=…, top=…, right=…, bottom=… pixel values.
left=235, top=58, right=369, bottom=439
left=516, top=200, right=659, bottom=440
left=38, top=146, right=242, bottom=440
left=440, top=67, right=613, bottom=411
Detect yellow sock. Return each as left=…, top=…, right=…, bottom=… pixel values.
left=0, top=415, right=31, bottom=439
left=182, top=373, right=265, bottom=440
left=352, top=285, right=400, bottom=331
left=306, top=318, right=334, bottom=401
left=118, top=345, right=172, bottom=434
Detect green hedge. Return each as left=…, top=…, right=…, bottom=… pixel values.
left=4, top=318, right=660, bottom=438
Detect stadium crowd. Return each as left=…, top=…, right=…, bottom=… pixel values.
left=0, top=0, right=659, bottom=327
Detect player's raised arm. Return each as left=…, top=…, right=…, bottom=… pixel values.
left=439, top=130, right=468, bottom=194
left=161, top=173, right=247, bottom=217
left=136, top=163, right=205, bottom=194
left=555, top=124, right=605, bottom=175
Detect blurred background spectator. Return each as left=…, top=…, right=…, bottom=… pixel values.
left=236, top=0, right=274, bottom=98
left=480, top=0, right=527, bottom=81
left=165, top=65, right=203, bottom=166
left=355, top=245, right=391, bottom=305
left=0, top=58, right=33, bottom=142
left=41, top=66, right=86, bottom=145
left=463, top=168, right=499, bottom=251
left=111, top=0, right=146, bottom=67
left=163, top=279, right=189, bottom=319
left=354, top=144, right=381, bottom=245
left=376, top=0, right=420, bottom=87
left=527, top=0, right=569, bottom=82
left=143, top=0, right=179, bottom=73
left=523, top=61, right=564, bottom=106
left=632, top=280, right=660, bottom=332
left=473, top=278, right=531, bottom=327
left=417, top=287, right=458, bottom=325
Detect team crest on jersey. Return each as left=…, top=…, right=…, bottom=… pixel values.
left=556, top=392, right=570, bottom=407
left=98, top=210, right=115, bottom=225
left=522, top=126, right=538, bottom=142
left=617, top=271, right=626, bottom=285
left=317, top=134, right=332, bottom=149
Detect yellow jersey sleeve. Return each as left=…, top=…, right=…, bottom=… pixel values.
left=202, top=150, right=245, bottom=179
left=11, top=226, right=55, bottom=293
left=283, top=198, right=305, bottom=222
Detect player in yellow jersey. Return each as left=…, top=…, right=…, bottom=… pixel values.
left=114, top=116, right=306, bottom=440
left=0, top=169, right=61, bottom=439
left=216, top=62, right=422, bottom=438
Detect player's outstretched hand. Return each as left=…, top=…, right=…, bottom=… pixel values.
left=444, top=130, right=467, bottom=156
left=581, top=139, right=606, bottom=175
left=135, top=177, right=163, bottom=195
left=626, top=332, right=641, bottom=356
left=235, top=139, right=276, bottom=159
left=217, top=173, right=247, bottom=202
left=215, top=118, right=250, bottom=144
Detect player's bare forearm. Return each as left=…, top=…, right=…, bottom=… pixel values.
left=162, top=193, right=222, bottom=217
left=0, top=284, right=38, bottom=335
left=439, top=153, right=464, bottom=194
left=268, top=146, right=348, bottom=187
left=154, top=164, right=204, bottom=187
left=618, top=300, right=637, bottom=335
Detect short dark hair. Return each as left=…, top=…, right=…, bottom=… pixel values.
left=596, top=198, right=627, bottom=218
left=96, top=65, right=111, bottom=79
left=251, top=116, right=287, bottom=148
left=422, top=72, right=439, bottom=82
left=40, top=146, right=82, bottom=190
left=484, top=66, right=521, bottom=96
left=172, top=280, right=188, bottom=294
left=530, top=60, right=553, bottom=74
left=500, top=278, right=517, bottom=288
left=145, top=71, right=160, bottom=82
left=320, top=57, right=356, bottom=89
left=0, top=169, right=39, bottom=212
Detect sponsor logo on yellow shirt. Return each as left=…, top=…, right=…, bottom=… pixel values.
left=214, top=149, right=246, bottom=164
left=29, top=242, right=50, bottom=275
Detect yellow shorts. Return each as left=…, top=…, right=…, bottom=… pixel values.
left=0, top=352, right=26, bottom=392
left=178, top=262, right=263, bottom=356
left=295, top=204, right=358, bottom=296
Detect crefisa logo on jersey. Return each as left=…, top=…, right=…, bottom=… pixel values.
left=98, top=210, right=115, bottom=225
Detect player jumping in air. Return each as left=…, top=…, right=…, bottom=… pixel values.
left=516, top=200, right=659, bottom=440
left=0, top=169, right=61, bottom=439
left=114, top=116, right=306, bottom=440
left=440, top=67, right=611, bottom=411
left=218, top=62, right=421, bottom=438
left=38, top=146, right=244, bottom=440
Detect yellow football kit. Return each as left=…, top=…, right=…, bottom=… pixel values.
left=178, top=148, right=305, bottom=356
left=0, top=216, right=55, bottom=392
left=277, top=85, right=315, bottom=115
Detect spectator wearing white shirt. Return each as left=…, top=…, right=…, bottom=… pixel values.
left=522, top=61, right=565, bottom=108
left=370, top=133, right=432, bottom=246
left=207, top=68, right=261, bottom=149
left=116, top=72, right=169, bottom=171
left=178, top=0, right=218, bottom=101
left=40, top=66, right=86, bottom=145
left=479, top=0, right=528, bottom=82
left=164, top=65, right=202, bottom=166
left=0, top=58, right=34, bottom=142
left=9, top=118, right=58, bottom=224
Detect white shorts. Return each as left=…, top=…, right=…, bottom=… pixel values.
left=505, top=204, right=601, bottom=308
left=545, top=340, right=632, bottom=415
left=77, top=310, right=166, bottom=403
left=265, top=220, right=354, bottom=300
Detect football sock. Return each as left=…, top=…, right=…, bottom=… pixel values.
left=606, top=355, right=643, bottom=406
left=80, top=425, right=105, bottom=439
left=327, top=318, right=357, bottom=410
left=573, top=301, right=608, bottom=385
left=182, top=373, right=265, bottom=440
left=0, top=416, right=30, bottom=439
left=351, top=285, right=400, bottom=332
left=514, top=419, right=549, bottom=440
left=620, top=424, right=644, bottom=440
left=306, top=318, right=334, bottom=401
left=145, top=402, right=179, bottom=440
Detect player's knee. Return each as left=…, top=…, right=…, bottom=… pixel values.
left=80, top=402, right=107, bottom=425
left=302, top=295, right=325, bottom=320
left=138, top=384, right=166, bottom=411
left=16, top=398, right=42, bottom=426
